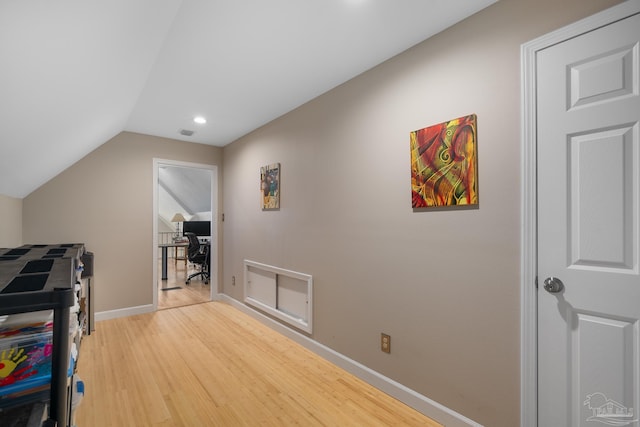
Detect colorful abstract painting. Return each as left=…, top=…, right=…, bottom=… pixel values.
left=410, top=114, right=478, bottom=208
left=260, top=163, right=280, bottom=210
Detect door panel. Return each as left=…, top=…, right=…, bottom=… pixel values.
left=537, top=12, right=640, bottom=427
left=571, top=314, right=638, bottom=423
left=570, top=125, right=636, bottom=270
left=569, top=44, right=637, bottom=108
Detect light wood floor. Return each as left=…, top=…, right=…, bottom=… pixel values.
left=75, top=302, right=442, bottom=426
left=158, top=256, right=211, bottom=310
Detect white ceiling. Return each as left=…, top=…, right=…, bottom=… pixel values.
left=0, top=0, right=496, bottom=198
left=158, top=165, right=211, bottom=225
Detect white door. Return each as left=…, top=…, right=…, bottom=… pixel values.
left=537, top=12, right=640, bottom=427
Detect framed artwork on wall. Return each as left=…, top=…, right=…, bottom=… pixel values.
left=410, top=114, right=478, bottom=208
left=260, top=163, right=280, bottom=210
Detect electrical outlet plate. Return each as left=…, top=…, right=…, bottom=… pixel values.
left=381, top=333, right=391, bottom=353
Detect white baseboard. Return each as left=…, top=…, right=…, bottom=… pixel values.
left=218, top=293, right=482, bottom=427
left=95, top=304, right=155, bottom=322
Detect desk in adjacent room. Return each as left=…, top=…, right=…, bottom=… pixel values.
left=159, top=242, right=189, bottom=281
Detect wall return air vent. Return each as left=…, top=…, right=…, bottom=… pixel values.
left=243, top=259, right=313, bottom=334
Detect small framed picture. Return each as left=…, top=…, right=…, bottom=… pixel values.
left=260, top=163, right=280, bottom=210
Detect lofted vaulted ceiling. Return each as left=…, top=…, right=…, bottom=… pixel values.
left=158, top=165, right=211, bottom=229
left=0, top=0, right=497, bottom=199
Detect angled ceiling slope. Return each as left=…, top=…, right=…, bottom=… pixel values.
left=0, top=0, right=496, bottom=198
left=159, top=166, right=211, bottom=220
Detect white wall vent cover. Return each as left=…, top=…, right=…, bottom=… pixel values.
left=243, top=259, right=312, bottom=334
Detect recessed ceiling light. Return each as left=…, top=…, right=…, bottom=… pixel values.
left=194, top=116, right=207, bottom=124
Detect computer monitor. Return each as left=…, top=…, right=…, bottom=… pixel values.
left=183, top=221, right=211, bottom=237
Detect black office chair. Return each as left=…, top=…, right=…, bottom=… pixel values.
left=184, top=232, right=209, bottom=285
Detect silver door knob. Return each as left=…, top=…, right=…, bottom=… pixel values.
left=543, top=277, right=564, bottom=293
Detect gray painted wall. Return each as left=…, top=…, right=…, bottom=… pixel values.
left=0, top=194, right=22, bottom=247
left=221, top=0, right=624, bottom=425
left=23, top=132, right=223, bottom=312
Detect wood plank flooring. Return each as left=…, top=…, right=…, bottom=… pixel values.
left=75, top=302, right=442, bottom=426
left=158, top=256, right=210, bottom=310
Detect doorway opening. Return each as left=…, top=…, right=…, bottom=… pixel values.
left=152, top=159, right=218, bottom=311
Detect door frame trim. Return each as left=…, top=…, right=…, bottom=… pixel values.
left=520, top=1, right=640, bottom=425
left=152, top=158, right=219, bottom=310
